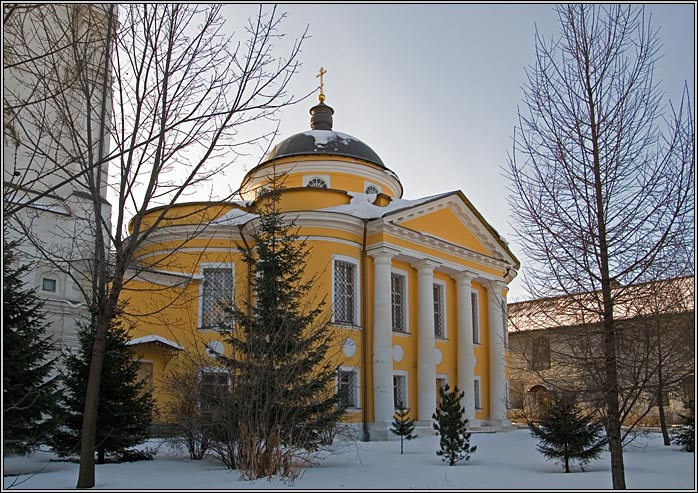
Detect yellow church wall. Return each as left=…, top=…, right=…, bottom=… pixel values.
left=400, top=208, right=490, bottom=256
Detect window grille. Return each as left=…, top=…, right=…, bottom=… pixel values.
left=199, top=369, right=229, bottom=409
left=434, top=284, right=444, bottom=338
left=337, top=370, right=357, bottom=407
left=391, top=273, right=406, bottom=332
left=334, top=260, right=355, bottom=324
left=474, top=378, right=481, bottom=409
left=307, top=177, right=328, bottom=188
left=365, top=184, right=380, bottom=194
left=471, top=292, right=480, bottom=343
left=202, top=268, right=233, bottom=329
left=393, top=375, right=407, bottom=409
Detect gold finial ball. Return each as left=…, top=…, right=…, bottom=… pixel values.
left=319, top=92, right=326, bottom=102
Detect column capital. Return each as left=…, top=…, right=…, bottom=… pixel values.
left=453, top=270, right=477, bottom=285
left=410, top=258, right=440, bottom=274
left=367, top=246, right=400, bottom=264
left=484, top=279, right=507, bottom=295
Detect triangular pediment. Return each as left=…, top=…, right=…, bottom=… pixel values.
left=381, top=191, right=519, bottom=268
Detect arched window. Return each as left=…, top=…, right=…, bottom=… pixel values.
left=306, top=177, right=328, bottom=188
left=529, top=336, right=551, bottom=370
left=365, top=184, right=380, bottom=194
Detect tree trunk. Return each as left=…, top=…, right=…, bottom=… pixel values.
left=658, top=397, right=671, bottom=446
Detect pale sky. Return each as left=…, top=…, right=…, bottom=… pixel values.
left=209, top=3, right=695, bottom=302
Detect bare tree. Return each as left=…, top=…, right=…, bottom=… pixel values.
left=4, top=4, right=307, bottom=488
left=506, top=4, right=694, bottom=489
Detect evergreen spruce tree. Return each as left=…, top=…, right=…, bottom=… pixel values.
left=390, top=402, right=416, bottom=454
left=432, top=384, right=476, bottom=465
left=529, top=392, right=606, bottom=472
left=671, top=400, right=694, bottom=452
left=50, top=306, right=154, bottom=464
left=3, top=243, right=61, bottom=455
left=218, top=183, right=347, bottom=478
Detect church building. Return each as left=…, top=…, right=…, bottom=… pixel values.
left=123, top=78, right=520, bottom=439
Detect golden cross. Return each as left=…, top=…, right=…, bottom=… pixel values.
left=317, top=66, right=327, bottom=102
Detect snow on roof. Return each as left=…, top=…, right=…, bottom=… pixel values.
left=210, top=206, right=258, bottom=226
left=302, top=129, right=356, bottom=146
left=319, top=191, right=452, bottom=219
left=126, top=335, right=184, bottom=351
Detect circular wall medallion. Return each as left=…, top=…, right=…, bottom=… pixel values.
left=342, top=338, right=356, bottom=357
left=435, top=347, right=443, bottom=365
left=392, top=344, right=404, bottom=362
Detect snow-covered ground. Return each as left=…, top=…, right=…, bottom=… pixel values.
left=3, top=429, right=694, bottom=490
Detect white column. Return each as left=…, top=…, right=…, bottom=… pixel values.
left=454, top=271, right=476, bottom=423
left=413, top=259, right=439, bottom=421
left=487, top=280, right=508, bottom=422
left=369, top=248, right=396, bottom=424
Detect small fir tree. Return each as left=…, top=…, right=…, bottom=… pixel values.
left=671, top=400, right=694, bottom=452
left=390, top=402, right=416, bottom=454
left=3, top=243, right=61, bottom=455
left=432, top=384, right=476, bottom=465
left=529, top=392, right=606, bottom=472
left=50, top=306, right=154, bottom=464
left=217, top=182, right=347, bottom=479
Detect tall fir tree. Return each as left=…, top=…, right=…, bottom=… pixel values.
left=50, top=306, right=154, bottom=464
left=390, top=402, right=416, bottom=454
left=432, top=384, right=476, bottom=466
left=3, top=242, right=61, bottom=455
left=529, top=392, right=606, bottom=472
left=218, top=183, right=347, bottom=478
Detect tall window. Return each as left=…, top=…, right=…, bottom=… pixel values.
left=471, top=291, right=480, bottom=344
left=530, top=336, right=551, bottom=370
left=333, top=259, right=356, bottom=324
left=199, top=368, right=229, bottom=409
left=433, top=283, right=445, bottom=338
left=474, top=378, right=482, bottom=409
left=509, top=379, right=525, bottom=410
left=393, top=374, right=407, bottom=409
left=201, top=267, right=233, bottom=329
left=337, top=369, right=358, bottom=408
left=391, top=272, right=407, bottom=333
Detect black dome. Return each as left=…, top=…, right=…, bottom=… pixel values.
left=260, top=129, right=385, bottom=167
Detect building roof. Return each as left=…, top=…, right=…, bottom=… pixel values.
left=126, top=335, right=184, bottom=351
left=259, top=100, right=385, bottom=167
left=508, top=276, right=695, bottom=333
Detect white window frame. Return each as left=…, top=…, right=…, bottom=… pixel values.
left=198, top=262, right=235, bottom=331
left=41, top=277, right=57, bottom=293
left=303, top=175, right=330, bottom=188
left=393, top=370, right=409, bottom=410
left=391, top=268, right=409, bottom=334
left=433, top=280, right=446, bottom=339
left=436, top=373, right=449, bottom=407
left=337, top=365, right=361, bottom=410
left=474, top=376, right=482, bottom=410
left=471, top=290, right=480, bottom=344
left=364, top=181, right=382, bottom=195
left=331, top=254, right=360, bottom=327
left=198, top=367, right=230, bottom=408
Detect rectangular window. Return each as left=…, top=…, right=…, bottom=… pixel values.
left=337, top=369, right=358, bottom=408
left=333, top=260, right=356, bottom=324
left=42, top=277, right=57, bottom=292
left=436, top=377, right=447, bottom=407
left=509, top=379, right=525, bottom=410
left=201, top=267, right=234, bottom=329
left=393, top=374, right=407, bottom=409
left=433, top=283, right=445, bottom=338
left=199, top=369, right=229, bottom=410
left=474, top=378, right=482, bottom=409
left=391, top=273, right=407, bottom=333
left=472, top=292, right=480, bottom=344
